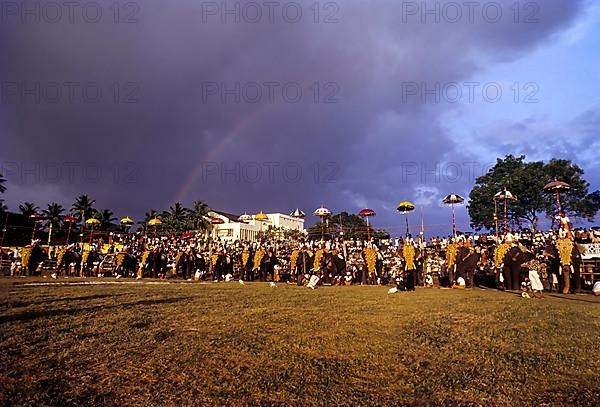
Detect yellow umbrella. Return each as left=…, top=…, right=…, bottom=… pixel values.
left=148, top=218, right=162, bottom=238
left=85, top=218, right=100, bottom=244
left=148, top=218, right=162, bottom=226
left=254, top=212, right=269, bottom=221
left=255, top=212, right=269, bottom=234
left=397, top=201, right=415, bottom=236
left=396, top=201, right=415, bottom=213
left=120, top=217, right=134, bottom=225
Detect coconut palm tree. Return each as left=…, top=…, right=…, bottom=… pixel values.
left=188, top=200, right=211, bottom=231
left=162, top=202, right=189, bottom=232
left=19, top=202, right=39, bottom=217
left=71, top=194, right=96, bottom=222
left=42, top=203, right=65, bottom=229
left=97, top=209, right=117, bottom=230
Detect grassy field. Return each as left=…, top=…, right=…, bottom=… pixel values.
left=1, top=279, right=599, bottom=406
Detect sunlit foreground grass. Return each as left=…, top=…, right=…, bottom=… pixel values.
left=1, top=279, right=599, bottom=406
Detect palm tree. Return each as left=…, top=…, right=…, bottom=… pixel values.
left=0, top=200, right=7, bottom=214
left=97, top=209, right=117, bottom=230
left=71, top=194, right=96, bottom=222
left=0, top=172, right=6, bottom=194
left=42, top=203, right=65, bottom=229
left=188, top=200, right=211, bottom=231
left=162, top=202, right=189, bottom=232
left=19, top=202, right=39, bottom=217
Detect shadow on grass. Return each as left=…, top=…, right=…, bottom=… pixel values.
left=0, top=297, right=191, bottom=324
left=8, top=293, right=129, bottom=308
left=545, top=293, right=600, bottom=304
left=478, top=286, right=600, bottom=304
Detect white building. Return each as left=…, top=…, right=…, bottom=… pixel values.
left=208, top=211, right=304, bottom=242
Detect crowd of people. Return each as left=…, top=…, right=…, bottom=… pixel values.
left=3, top=221, right=600, bottom=296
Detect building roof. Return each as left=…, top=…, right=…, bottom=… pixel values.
left=211, top=210, right=241, bottom=223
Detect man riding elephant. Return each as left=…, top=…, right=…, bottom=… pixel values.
left=455, top=241, right=480, bottom=288
left=294, top=246, right=313, bottom=286
left=501, top=236, right=533, bottom=291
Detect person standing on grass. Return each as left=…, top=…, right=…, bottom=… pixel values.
left=522, top=254, right=546, bottom=298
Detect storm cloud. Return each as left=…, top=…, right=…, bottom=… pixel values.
left=0, top=0, right=592, bottom=235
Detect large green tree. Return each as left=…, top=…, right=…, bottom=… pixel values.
left=468, top=155, right=599, bottom=231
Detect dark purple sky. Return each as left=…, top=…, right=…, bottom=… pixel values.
left=1, top=0, right=598, bottom=236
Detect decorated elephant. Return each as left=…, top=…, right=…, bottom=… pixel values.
left=115, top=251, right=138, bottom=278
left=56, top=247, right=81, bottom=276
left=455, top=245, right=480, bottom=288
left=494, top=242, right=533, bottom=290
left=552, top=238, right=582, bottom=294
left=20, top=243, right=47, bottom=276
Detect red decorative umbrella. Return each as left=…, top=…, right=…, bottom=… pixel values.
left=358, top=208, right=376, bottom=241
left=64, top=216, right=77, bottom=244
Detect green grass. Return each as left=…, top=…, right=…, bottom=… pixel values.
left=1, top=279, right=599, bottom=406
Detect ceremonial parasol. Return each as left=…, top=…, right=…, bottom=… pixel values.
left=238, top=213, right=252, bottom=223
left=290, top=209, right=306, bottom=241
left=396, top=201, right=415, bottom=236
left=494, top=189, right=517, bottom=236
left=64, top=215, right=77, bottom=244
left=85, top=218, right=100, bottom=243
left=254, top=212, right=269, bottom=234
left=254, top=212, right=269, bottom=221
left=120, top=217, right=134, bottom=225
left=313, top=206, right=331, bottom=241
left=358, top=208, right=376, bottom=241
left=29, top=213, right=41, bottom=242
left=148, top=217, right=162, bottom=238
left=442, top=194, right=465, bottom=238
left=544, top=179, right=570, bottom=216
